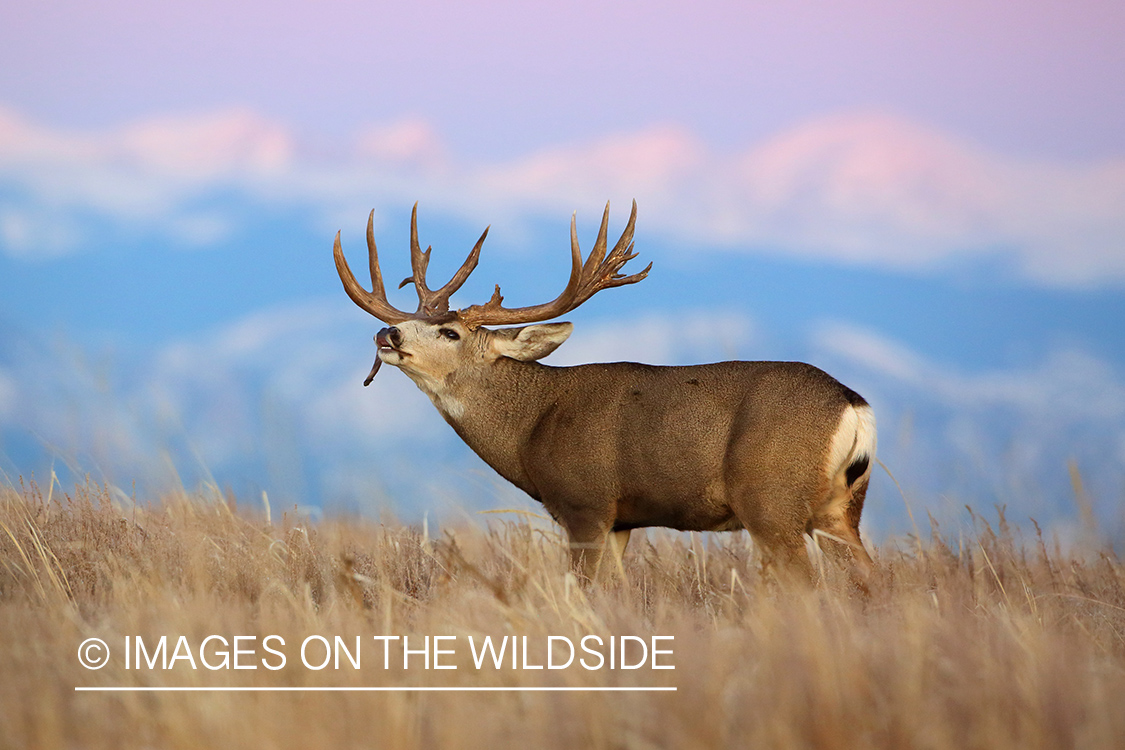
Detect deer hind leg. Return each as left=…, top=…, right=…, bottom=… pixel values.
left=729, top=486, right=815, bottom=586
left=809, top=466, right=874, bottom=590
left=758, top=533, right=815, bottom=586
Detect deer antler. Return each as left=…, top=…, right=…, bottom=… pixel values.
left=333, top=204, right=489, bottom=323
left=335, top=201, right=649, bottom=327
left=457, top=200, right=650, bottom=329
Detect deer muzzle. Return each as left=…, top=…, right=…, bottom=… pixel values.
left=376, top=326, right=402, bottom=350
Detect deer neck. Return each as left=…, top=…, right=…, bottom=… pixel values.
left=411, top=358, right=558, bottom=493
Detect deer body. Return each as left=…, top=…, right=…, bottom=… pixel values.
left=335, top=203, right=875, bottom=581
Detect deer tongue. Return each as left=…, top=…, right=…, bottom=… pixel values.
left=363, top=355, right=382, bottom=386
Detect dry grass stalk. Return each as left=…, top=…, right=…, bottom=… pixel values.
left=1, top=480, right=1123, bottom=749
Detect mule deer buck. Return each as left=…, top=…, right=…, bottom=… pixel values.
left=334, top=202, right=876, bottom=584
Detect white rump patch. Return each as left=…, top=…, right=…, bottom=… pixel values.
left=852, top=405, right=877, bottom=471
left=825, top=404, right=877, bottom=482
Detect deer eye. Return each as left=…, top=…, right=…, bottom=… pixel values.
left=439, top=328, right=460, bottom=341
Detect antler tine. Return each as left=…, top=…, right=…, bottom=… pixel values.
left=581, top=201, right=612, bottom=277
left=405, top=203, right=434, bottom=308
left=366, top=210, right=388, bottom=297
left=425, top=225, right=490, bottom=313
left=333, top=228, right=413, bottom=324
left=602, top=256, right=653, bottom=289
left=605, top=200, right=638, bottom=266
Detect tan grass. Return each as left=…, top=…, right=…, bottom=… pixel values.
left=1, top=480, right=1123, bottom=749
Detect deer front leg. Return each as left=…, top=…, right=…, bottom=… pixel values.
left=610, top=529, right=631, bottom=563
left=566, top=528, right=632, bottom=584
left=606, top=528, right=632, bottom=582
left=568, top=537, right=608, bottom=582
left=562, top=511, right=618, bottom=583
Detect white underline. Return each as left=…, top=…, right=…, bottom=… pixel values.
left=75, top=686, right=676, bottom=693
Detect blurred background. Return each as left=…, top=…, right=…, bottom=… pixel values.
left=1, top=1, right=1123, bottom=541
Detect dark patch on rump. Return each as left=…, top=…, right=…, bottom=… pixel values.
left=845, top=455, right=870, bottom=487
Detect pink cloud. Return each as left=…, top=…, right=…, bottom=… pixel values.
left=356, top=117, right=447, bottom=169
left=2, top=103, right=1124, bottom=285
left=116, top=109, right=293, bottom=177
left=728, top=113, right=1125, bottom=279
left=484, top=126, right=704, bottom=195
left=0, top=106, right=292, bottom=176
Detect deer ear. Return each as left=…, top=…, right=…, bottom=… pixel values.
left=491, top=322, right=573, bottom=362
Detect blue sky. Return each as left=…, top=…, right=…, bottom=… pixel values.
left=1, top=1, right=1124, bottom=540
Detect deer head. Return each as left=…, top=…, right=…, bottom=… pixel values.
left=333, top=202, right=651, bottom=393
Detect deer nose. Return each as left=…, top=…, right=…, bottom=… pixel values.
left=376, top=326, right=402, bottom=349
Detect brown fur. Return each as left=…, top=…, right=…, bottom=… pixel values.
left=375, top=317, right=875, bottom=583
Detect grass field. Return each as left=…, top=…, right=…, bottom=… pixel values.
left=1, top=479, right=1124, bottom=749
